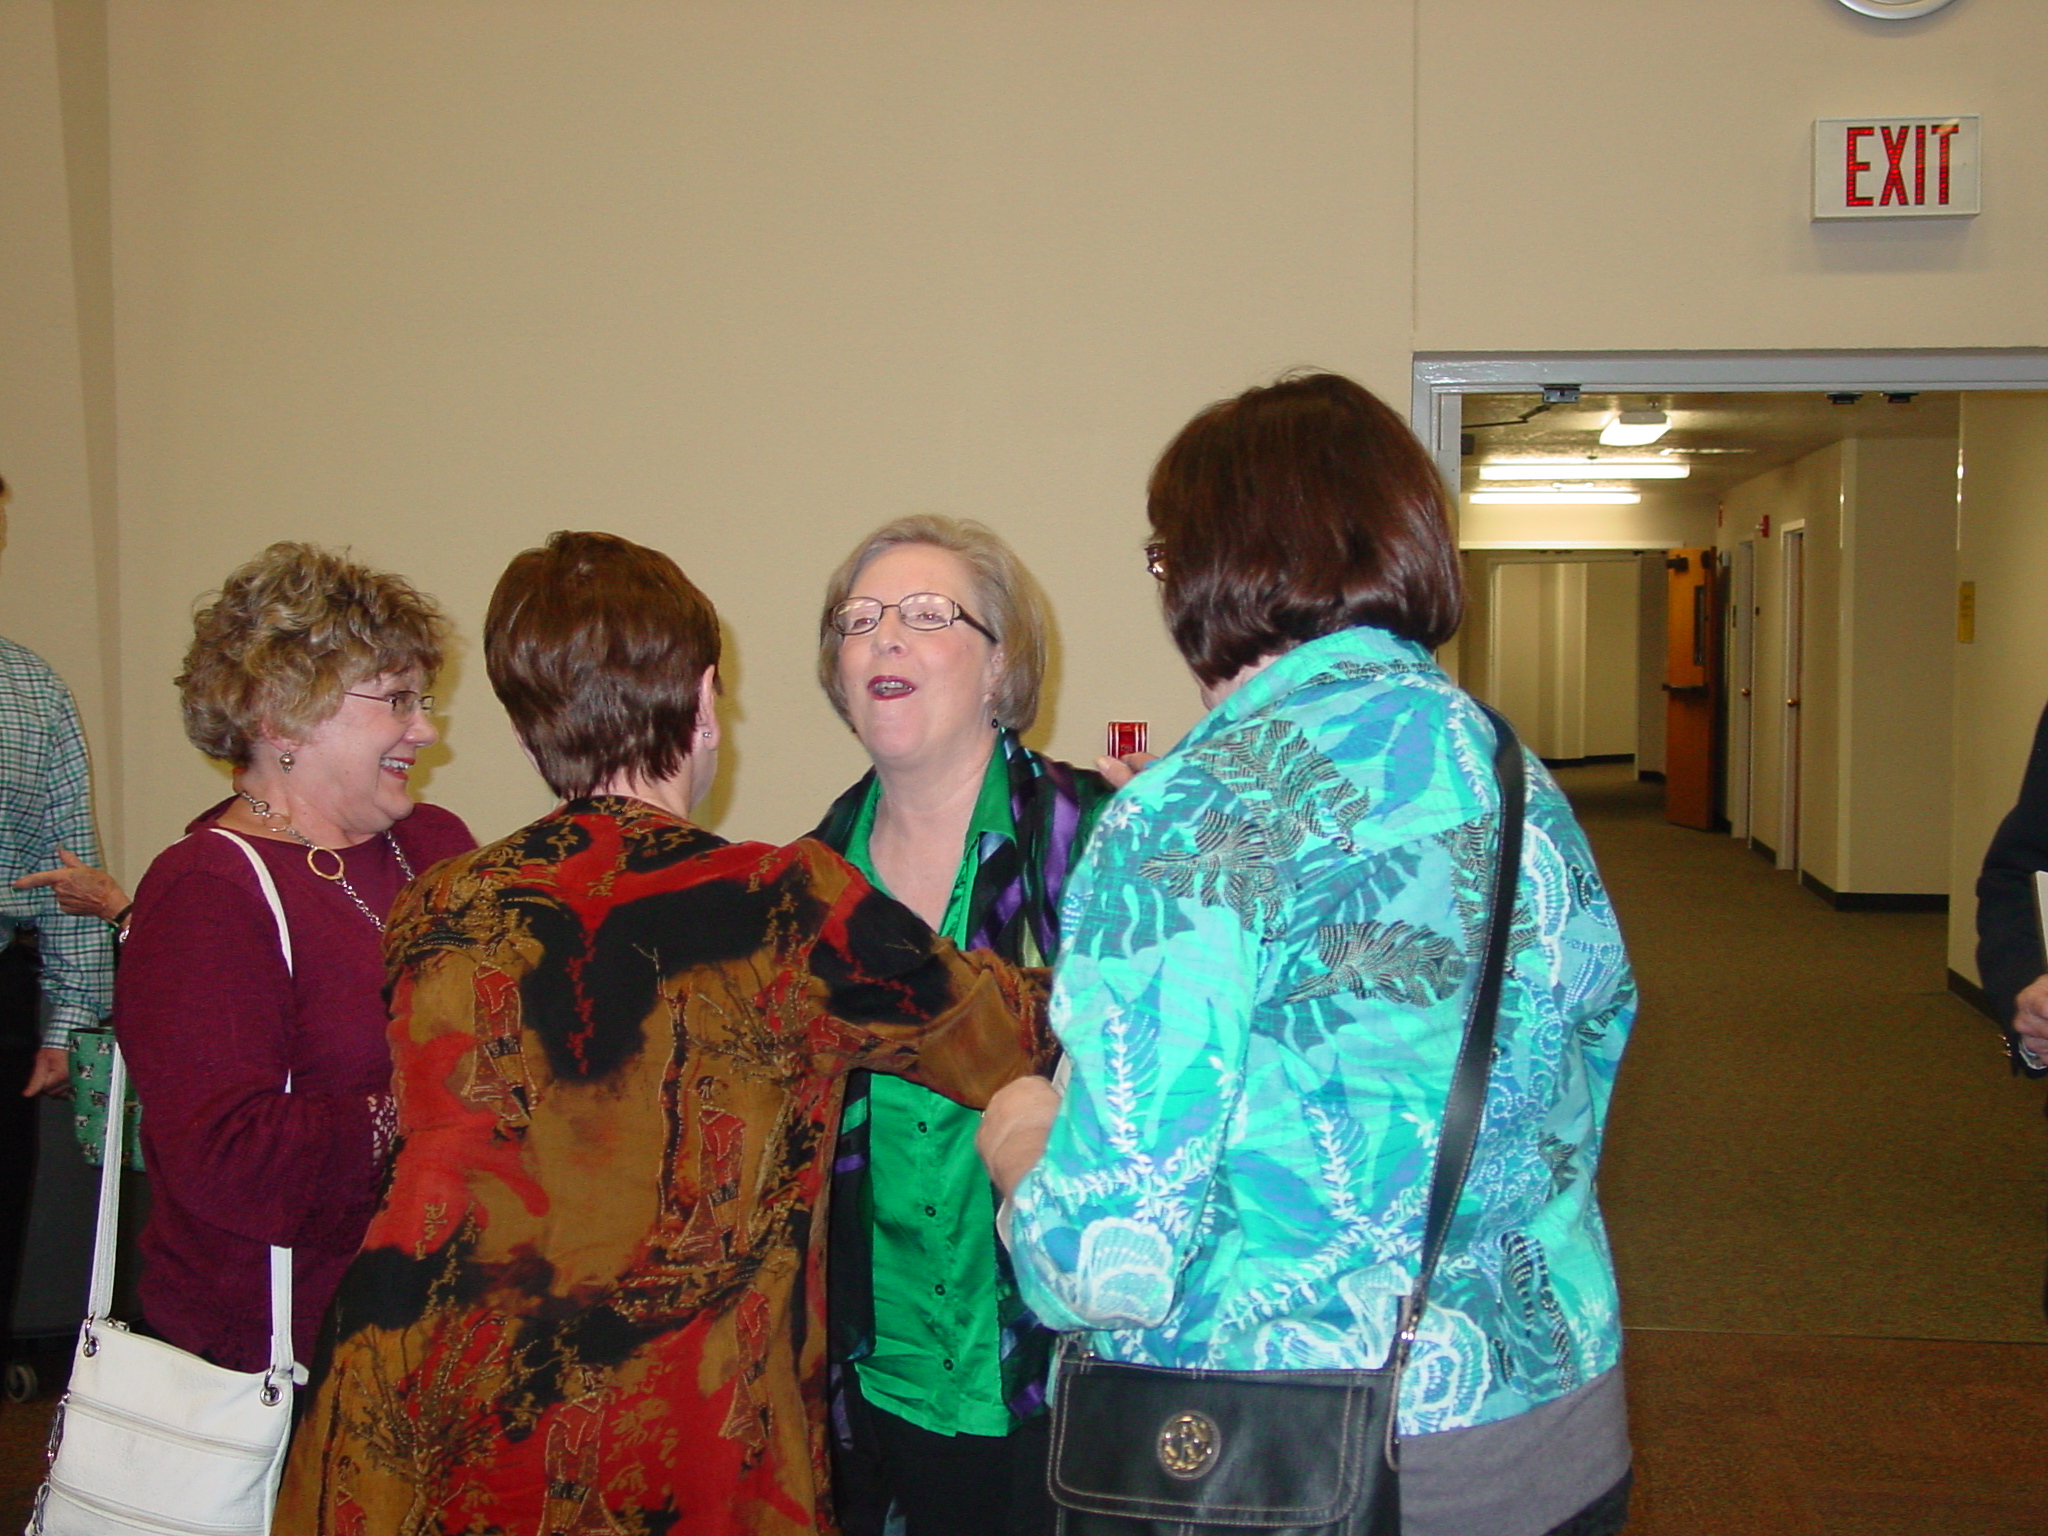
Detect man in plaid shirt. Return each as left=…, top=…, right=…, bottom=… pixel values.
left=0, top=628, right=116, bottom=1344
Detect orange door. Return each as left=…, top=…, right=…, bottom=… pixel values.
left=1664, top=546, right=1719, bottom=830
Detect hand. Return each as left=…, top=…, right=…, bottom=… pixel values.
left=977, top=1075, right=1062, bottom=1198
left=1093, top=751, right=1161, bottom=789
left=14, top=848, right=129, bottom=924
left=23, top=1047, right=70, bottom=1097
left=2014, top=974, right=2048, bottom=1067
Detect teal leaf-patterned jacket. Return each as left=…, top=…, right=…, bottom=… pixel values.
left=1009, top=626, right=1634, bottom=1435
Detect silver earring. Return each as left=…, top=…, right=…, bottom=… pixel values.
left=280, top=752, right=295, bottom=772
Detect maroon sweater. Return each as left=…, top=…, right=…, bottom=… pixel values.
left=114, top=799, right=473, bottom=1371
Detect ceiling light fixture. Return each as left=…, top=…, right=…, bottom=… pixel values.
left=1469, top=491, right=1642, bottom=506
left=1597, top=410, right=1670, bottom=447
left=1479, top=461, right=1690, bottom=480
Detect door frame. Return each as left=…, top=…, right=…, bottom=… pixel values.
left=1412, top=349, right=2048, bottom=501
left=1725, top=540, right=1756, bottom=842
left=1778, top=523, right=1807, bottom=873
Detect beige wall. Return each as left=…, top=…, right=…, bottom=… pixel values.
left=1463, top=555, right=1637, bottom=761
left=1837, top=437, right=1957, bottom=894
left=5, top=0, right=2046, bottom=884
left=0, top=0, right=113, bottom=845
left=1948, top=393, right=2048, bottom=982
left=96, top=0, right=1414, bottom=872
left=1416, top=0, right=2045, bottom=351
left=1584, top=560, right=1637, bottom=759
left=1724, top=436, right=1959, bottom=896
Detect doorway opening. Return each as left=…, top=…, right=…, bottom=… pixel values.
left=1419, top=350, right=2048, bottom=894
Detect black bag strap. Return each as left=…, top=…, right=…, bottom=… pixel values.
left=1393, top=703, right=1526, bottom=1361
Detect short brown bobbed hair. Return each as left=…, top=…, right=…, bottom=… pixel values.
left=1147, top=371, right=1463, bottom=686
left=815, top=514, right=1048, bottom=733
left=485, top=531, right=722, bottom=800
left=179, top=542, right=448, bottom=766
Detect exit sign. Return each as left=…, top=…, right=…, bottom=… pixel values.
left=1813, top=116, right=1979, bottom=219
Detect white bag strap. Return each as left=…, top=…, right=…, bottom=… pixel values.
left=87, top=831, right=305, bottom=1395
left=208, top=828, right=304, bottom=1389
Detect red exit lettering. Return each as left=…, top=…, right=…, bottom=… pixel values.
left=1843, top=121, right=1960, bottom=209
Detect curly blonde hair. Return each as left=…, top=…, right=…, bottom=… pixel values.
left=178, top=542, right=448, bottom=765
left=815, top=515, right=1048, bottom=733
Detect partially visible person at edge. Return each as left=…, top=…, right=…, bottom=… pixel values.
left=112, top=542, right=472, bottom=1372
left=278, top=531, right=1054, bottom=1536
left=16, top=842, right=141, bottom=1182
left=0, top=620, right=116, bottom=1355
left=978, top=373, right=1638, bottom=1536
left=809, top=516, right=1113, bottom=1536
left=1972, top=699, right=2048, bottom=1316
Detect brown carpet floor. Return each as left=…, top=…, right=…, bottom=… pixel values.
left=5, top=762, right=2045, bottom=1533
left=1571, top=763, right=2048, bottom=1344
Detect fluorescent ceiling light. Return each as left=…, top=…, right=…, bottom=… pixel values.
left=1479, top=461, right=1689, bottom=480
left=1468, top=491, right=1641, bottom=505
left=1598, top=410, right=1670, bottom=447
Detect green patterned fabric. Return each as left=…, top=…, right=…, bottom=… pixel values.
left=68, top=1024, right=143, bottom=1169
left=1010, top=625, right=1635, bottom=1435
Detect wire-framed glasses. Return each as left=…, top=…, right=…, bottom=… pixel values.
left=1144, top=542, right=1166, bottom=581
left=345, top=689, right=435, bottom=717
left=830, top=593, right=997, bottom=641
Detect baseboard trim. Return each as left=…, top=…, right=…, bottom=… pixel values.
left=1749, top=837, right=1776, bottom=864
left=1799, top=871, right=1949, bottom=913
left=1948, top=969, right=1997, bottom=1022
left=1541, top=753, right=1636, bottom=769
left=1636, top=769, right=1666, bottom=784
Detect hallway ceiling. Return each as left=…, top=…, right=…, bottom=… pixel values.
left=1459, top=390, right=1960, bottom=496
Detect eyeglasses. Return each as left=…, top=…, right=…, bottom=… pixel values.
left=1144, top=542, right=1166, bottom=581
left=346, top=689, right=435, bottom=718
left=830, top=593, right=997, bottom=641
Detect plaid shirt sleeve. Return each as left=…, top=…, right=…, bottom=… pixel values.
left=0, top=639, right=115, bottom=1049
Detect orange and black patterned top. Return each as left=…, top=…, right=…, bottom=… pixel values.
left=276, top=797, right=1052, bottom=1536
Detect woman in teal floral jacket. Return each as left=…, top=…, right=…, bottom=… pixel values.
left=981, top=374, right=1637, bottom=1536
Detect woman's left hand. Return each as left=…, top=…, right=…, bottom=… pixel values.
left=977, top=1074, right=1062, bottom=1198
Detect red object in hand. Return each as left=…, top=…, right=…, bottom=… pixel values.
left=1107, top=721, right=1148, bottom=759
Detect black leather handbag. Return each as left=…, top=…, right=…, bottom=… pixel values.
left=1045, top=707, right=1526, bottom=1536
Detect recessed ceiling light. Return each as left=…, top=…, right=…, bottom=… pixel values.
left=1598, top=410, right=1669, bottom=447
left=1469, top=491, right=1642, bottom=505
left=1479, top=461, right=1689, bottom=480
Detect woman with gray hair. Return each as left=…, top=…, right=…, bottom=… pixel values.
left=811, top=516, right=1113, bottom=1536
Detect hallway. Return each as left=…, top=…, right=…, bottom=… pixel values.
left=1574, top=762, right=2048, bottom=1531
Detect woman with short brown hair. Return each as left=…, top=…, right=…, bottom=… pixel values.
left=280, top=531, right=1053, bottom=1536
left=983, top=374, right=1637, bottom=1536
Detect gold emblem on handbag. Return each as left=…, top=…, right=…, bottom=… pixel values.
left=1156, top=1411, right=1220, bottom=1479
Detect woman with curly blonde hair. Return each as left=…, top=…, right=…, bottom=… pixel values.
left=114, top=542, right=473, bottom=1373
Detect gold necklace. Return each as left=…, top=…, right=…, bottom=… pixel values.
left=234, top=790, right=416, bottom=932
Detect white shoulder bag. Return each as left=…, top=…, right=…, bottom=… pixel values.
left=32, top=829, right=307, bottom=1536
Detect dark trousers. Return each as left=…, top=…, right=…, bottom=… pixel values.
left=1541, top=1470, right=1633, bottom=1536
left=0, top=932, right=42, bottom=1347
left=832, top=1369, right=1056, bottom=1536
